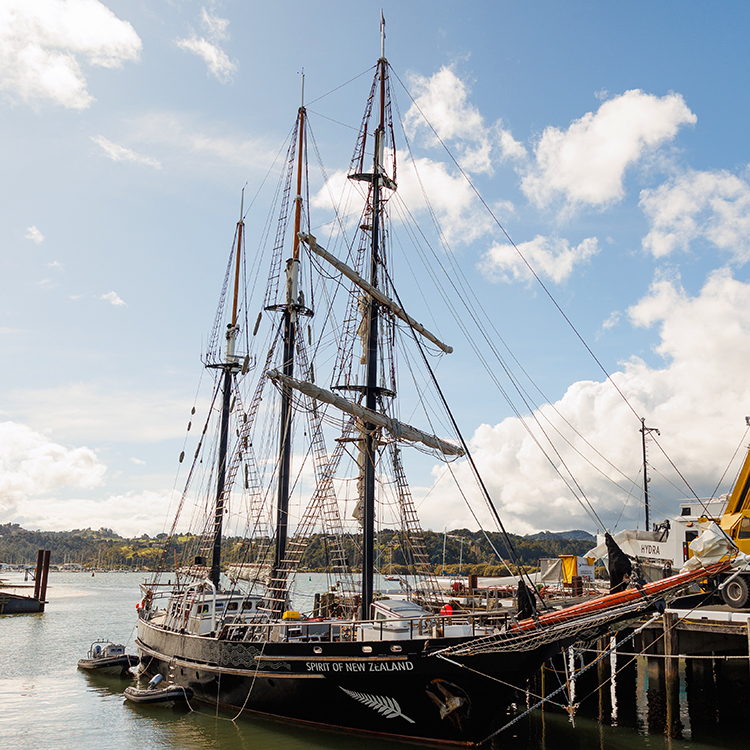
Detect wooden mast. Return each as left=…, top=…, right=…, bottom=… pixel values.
left=271, top=80, right=307, bottom=614
left=210, top=193, right=244, bottom=589
left=361, top=17, right=388, bottom=621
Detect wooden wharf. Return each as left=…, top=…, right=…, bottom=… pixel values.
left=528, top=602, right=750, bottom=741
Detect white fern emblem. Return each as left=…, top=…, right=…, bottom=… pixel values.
left=340, top=687, right=415, bottom=724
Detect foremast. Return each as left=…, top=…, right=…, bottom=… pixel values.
left=210, top=198, right=245, bottom=590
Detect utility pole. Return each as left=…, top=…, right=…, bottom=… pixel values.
left=640, top=418, right=660, bottom=531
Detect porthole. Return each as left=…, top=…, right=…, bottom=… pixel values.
left=361, top=646, right=373, bottom=654
left=313, top=646, right=323, bottom=654
left=390, top=645, right=402, bottom=653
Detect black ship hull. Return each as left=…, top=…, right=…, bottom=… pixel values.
left=136, top=617, right=557, bottom=745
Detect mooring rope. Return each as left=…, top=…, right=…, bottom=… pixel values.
left=479, top=612, right=662, bottom=744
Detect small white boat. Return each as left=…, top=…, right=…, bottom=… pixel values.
left=124, top=674, right=193, bottom=705
left=77, top=640, right=139, bottom=676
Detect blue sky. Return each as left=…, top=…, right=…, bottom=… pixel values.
left=3, top=1, right=750, bottom=537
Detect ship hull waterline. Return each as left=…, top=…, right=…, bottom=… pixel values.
left=135, top=617, right=560, bottom=746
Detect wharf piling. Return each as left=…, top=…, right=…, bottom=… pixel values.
left=0, top=549, right=51, bottom=614
left=525, top=606, right=750, bottom=740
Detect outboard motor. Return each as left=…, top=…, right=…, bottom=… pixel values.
left=147, top=673, right=164, bottom=690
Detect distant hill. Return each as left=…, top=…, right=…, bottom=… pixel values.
left=0, top=522, right=597, bottom=573
left=524, top=530, right=596, bottom=543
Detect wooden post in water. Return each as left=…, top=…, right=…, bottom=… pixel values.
left=664, top=611, right=682, bottom=738
left=33, top=550, right=44, bottom=601
left=597, top=636, right=611, bottom=724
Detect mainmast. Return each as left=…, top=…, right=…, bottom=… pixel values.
left=210, top=194, right=244, bottom=589
left=357, top=17, right=390, bottom=620
left=271, top=84, right=307, bottom=615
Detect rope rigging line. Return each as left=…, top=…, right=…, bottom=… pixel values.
left=477, top=612, right=663, bottom=743
left=381, top=262, right=547, bottom=605
left=305, top=65, right=376, bottom=107
left=386, top=133, right=607, bottom=534
left=712, top=426, right=750, bottom=502
left=389, top=65, right=713, bottom=511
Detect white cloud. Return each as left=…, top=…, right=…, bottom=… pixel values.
left=199, top=7, right=230, bottom=40
left=122, top=112, right=277, bottom=175
left=312, top=151, right=502, bottom=247
left=8, top=489, right=178, bottom=537
left=0, top=0, right=141, bottom=109
left=521, top=90, right=696, bottom=212
left=419, top=269, right=750, bottom=534
left=0, top=422, right=106, bottom=516
left=91, top=135, right=161, bottom=168
left=405, top=66, right=526, bottom=174
left=480, top=235, right=599, bottom=284
left=25, top=225, right=44, bottom=244
left=10, top=382, right=199, bottom=444
left=101, top=291, right=126, bottom=306
left=640, top=169, right=750, bottom=261
left=176, top=8, right=237, bottom=82
left=601, top=311, right=621, bottom=331
left=130, top=457, right=145, bottom=465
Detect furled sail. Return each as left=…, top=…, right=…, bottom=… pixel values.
left=299, top=233, right=453, bottom=354
left=267, top=369, right=464, bottom=456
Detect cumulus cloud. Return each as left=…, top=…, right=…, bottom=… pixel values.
left=176, top=7, right=237, bottom=82
left=419, top=269, right=750, bottom=534
left=521, top=90, right=696, bottom=212
left=25, top=225, right=44, bottom=244
left=0, top=422, right=106, bottom=516
left=91, top=135, right=161, bottom=168
left=8, top=489, right=178, bottom=537
left=405, top=66, right=526, bottom=174
left=640, top=169, right=750, bottom=261
left=101, top=291, right=126, bottom=306
left=312, top=151, right=502, bottom=247
left=480, top=235, right=599, bottom=284
left=0, top=0, right=141, bottom=109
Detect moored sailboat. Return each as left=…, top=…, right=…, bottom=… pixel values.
left=133, top=24, right=738, bottom=746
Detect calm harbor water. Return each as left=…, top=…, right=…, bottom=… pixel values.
left=1, top=571, right=747, bottom=749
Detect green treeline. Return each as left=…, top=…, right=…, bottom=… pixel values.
left=0, top=523, right=594, bottom=574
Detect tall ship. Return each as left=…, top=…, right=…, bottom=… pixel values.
left=134, top=26, right=736, bottom=746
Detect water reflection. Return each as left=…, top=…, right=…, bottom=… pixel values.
left=3, top=572, right=750, bottom=750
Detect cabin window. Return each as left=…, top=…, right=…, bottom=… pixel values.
left=681, top=507, right=691, bottom=516
left=227, top=602, right=238, bottom=611
left=375, top=611, right=387, bottom=620
left=242, top=601, right=254, bottom=610
left=199, top=604, right=210, bottom=614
